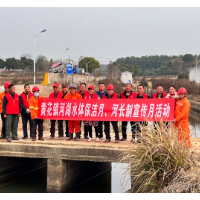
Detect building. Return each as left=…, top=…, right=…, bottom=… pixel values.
left=121, top=71, right=132, bottom=84
left=189, top=66, right=200, bottom=83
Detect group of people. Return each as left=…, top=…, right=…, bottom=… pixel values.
left=0, top=81, right=191, bottom=147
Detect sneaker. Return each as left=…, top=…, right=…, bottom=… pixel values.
left=7, top=138, right=11, bottom=142
left=95, top=137, right=99, bottom=142
left=12, top=137, right=19, bottom=140
left=115, top=140, right=119, bottom=143
left=39, top=137, right=44, bottom=141
left=22, top=137, right=28, bottom=139
left=84, top=136, right=89, bottom=139
left=49, top=136, right=54, bottom=140
left=88, top=137, right=92, bottom=142
left=32, top=138, right=36, bottom=141
left=0, top=135, right=6, bottom=139
left=58, top=137, right=63, bottom=140
left=99, top=137, right=104, bottom=140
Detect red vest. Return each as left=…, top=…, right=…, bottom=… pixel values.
left=152, top=92, right=167, bottom=99
left=20, top=91, right=33, bottom=109
left=49, top=91, right=63, bottom=99
left=77, top=91, right=90, bottom=99
left=136, top=93, right=149, bottom=99
left=120, top=91, right=137, bottom=99
left=6, top=93, right=19, bottom=114
left=85, top=93, right=99, bottom=99
left=102, top=93, right=118, bottom=99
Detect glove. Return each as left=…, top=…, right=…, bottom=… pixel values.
left=26, top=109, right=30, bottom=113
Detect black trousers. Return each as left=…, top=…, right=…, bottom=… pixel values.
left=97, top=121, right=104, bottom=138
left=122, top=121, right=137, bottom=139
left=80, top=121, right=88, bottom=137
left=22, top=114, right=32, bottom=138
left=50, top=120, right=63, bottom=137
left=132, top=122, right=148, bottom=139
left=85, top=125, right=99, bottom=138
left=1, top=113, right=6, bottom=137
left=65, top=120, right=69, bottom=135
left=104, top=121, right=119, bottom=140
left=31, top=119, right=43, bottom=138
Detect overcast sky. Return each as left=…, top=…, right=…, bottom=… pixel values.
left=0, top=7, right=200, bottom=64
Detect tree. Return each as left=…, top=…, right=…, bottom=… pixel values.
left=0, top=59, right=5, bottom=69
left=20, top=55, right=34, bottom=71
left=36, top=55, right=49, bottom=72
left=183, top=54, right=195, bottom=62
left=132, top=64, right=140, bottom=77
left=78, top=57, right=100, bottom=73
left=5, top=58, right=21, bottom=70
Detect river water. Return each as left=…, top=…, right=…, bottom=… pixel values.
left=0, top=113, right=199, bottom=193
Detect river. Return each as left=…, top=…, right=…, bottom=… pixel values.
left=0, top=113, right=199, bottom=193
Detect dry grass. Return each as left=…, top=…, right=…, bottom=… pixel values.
left=119, top=122, right=199, bottom=193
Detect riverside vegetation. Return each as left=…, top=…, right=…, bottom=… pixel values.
left=120, top=122, right=200, bottom=193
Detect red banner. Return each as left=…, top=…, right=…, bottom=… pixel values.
left=38, top=97, right=175, bottom=121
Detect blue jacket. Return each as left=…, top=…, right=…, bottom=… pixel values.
left=96, top=91, right=107, bottom=99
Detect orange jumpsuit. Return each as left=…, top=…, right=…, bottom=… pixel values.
left=29, top=96, right=42, bottom=119
left=64, top=92, right=82, bottom=133
left=0, top=91, right=6, bottom=113
left=174, top=97, right=191, bottom=147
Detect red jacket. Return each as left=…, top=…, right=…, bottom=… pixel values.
left=85, top=93, right=99, bottom=99
left=49, top=91, right=63, bottom=99
left=6, top=93, right=19, bottom=114
left=120, top=91, right=137, bottom=99
left=152, top=92, right=167, bottom=99
left=102, top=93, right=118, bottom=99
left=77, top=91, right=90, bottom=99
left=136, top=93, right=149, bottom=99
left=20, top=91, right=33, bottom=109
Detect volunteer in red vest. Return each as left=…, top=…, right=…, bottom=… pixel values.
left=103, top=84, right=119, bottom=143
left=61, top=83, right=69, bottom=137
left=0, top=82, right=10, bottom=139
left=64, top=84, right=82, bottom=141
left=84, top=86, right=100, bottom=142
left=119, top=83, right=137, bottom=141
left=166, top=85, right=179, bottom=99
left=19, top=84, right=33, bottom=139
left=3, top=84, right=21, bottom=142
left=133, top=84, right=149, bottom=143
left=49, top=83, right=63, bottom=139
left=77, top=83, right=89, bottom=139
left=29, top=86, right=44, bottom=141
left=152, top=84, right=167, bottom=99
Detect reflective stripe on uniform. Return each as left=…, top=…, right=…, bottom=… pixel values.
left=30, top=106, right=34, bottom=108
left=34, top=107, right=38, bottom=110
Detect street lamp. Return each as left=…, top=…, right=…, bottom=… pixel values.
left=86, top=61, right=91, bottom=73
left=33, top=29, right=46, bottom=83
left=61, top=48, right=69, bottom=64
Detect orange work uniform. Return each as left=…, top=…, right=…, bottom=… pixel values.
left=174, top=97, right=191, bottom=147
left=0, top=91, right=6, bottom=113
left=29, top=96, right=42, bottom=119
left=64, top=92, right=82, bottom=133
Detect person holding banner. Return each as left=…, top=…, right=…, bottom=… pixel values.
left=133, top=84, right=149, bottom=143
left=29, top=86, right=44, bottom=141
left=61, top=83, right=69, bottom=138
left=174, top=87, right=191, bottom=148
left=165, top=85, right=179, bottom=99
left=49, top=83, right=63, bottom=140
left=84, top=85, right=100, bottom=142
left=64, top=84, right=82, bottom=141
left=119, top=83, right=137, bottom=142
left=77, top=83, right=89, bottom=139
left=103, top=84, right=119, bottom=143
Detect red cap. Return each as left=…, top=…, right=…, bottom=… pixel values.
left=178, top=87, right=187, bottom=94
left=4, top=82, right=11, bottom=88
left=88, top=86, right=94, bottom=90
left=53, top=83, right=59, bottom=88
left=106, top=84, right=114, bottom=90
left=32, top=86, right=40, bottom=92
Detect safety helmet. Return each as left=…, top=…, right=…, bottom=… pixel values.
left=178, top=87, right=187, bottom=94
left=32, top=86, right=40, bottom=92
left=53, top=83, right=59, bottom=88
left=4, top=82, right=11, bottom=88
left=88, top=86, right=94, bottom=90
left=106, top=84, right=114, bottom=90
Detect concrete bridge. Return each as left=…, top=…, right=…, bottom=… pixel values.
left=0, top=137, right=131, bottom=192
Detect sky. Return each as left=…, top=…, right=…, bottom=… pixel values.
left=1, top=7, right=200, bottom=64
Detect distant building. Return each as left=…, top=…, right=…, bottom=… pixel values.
left=94, top=64, right=108, bottom=71
left=121, top=71, right=132, bottom=84
left=189, top=66, right=200, bottom=83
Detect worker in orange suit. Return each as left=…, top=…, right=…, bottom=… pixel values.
left=64, top=84, right=82, bottom=141
left=174, top=87, right=191, bottom=148
left=0, top=82, right=10, bottom=139
left=29, top=86, right=44, bottom=141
